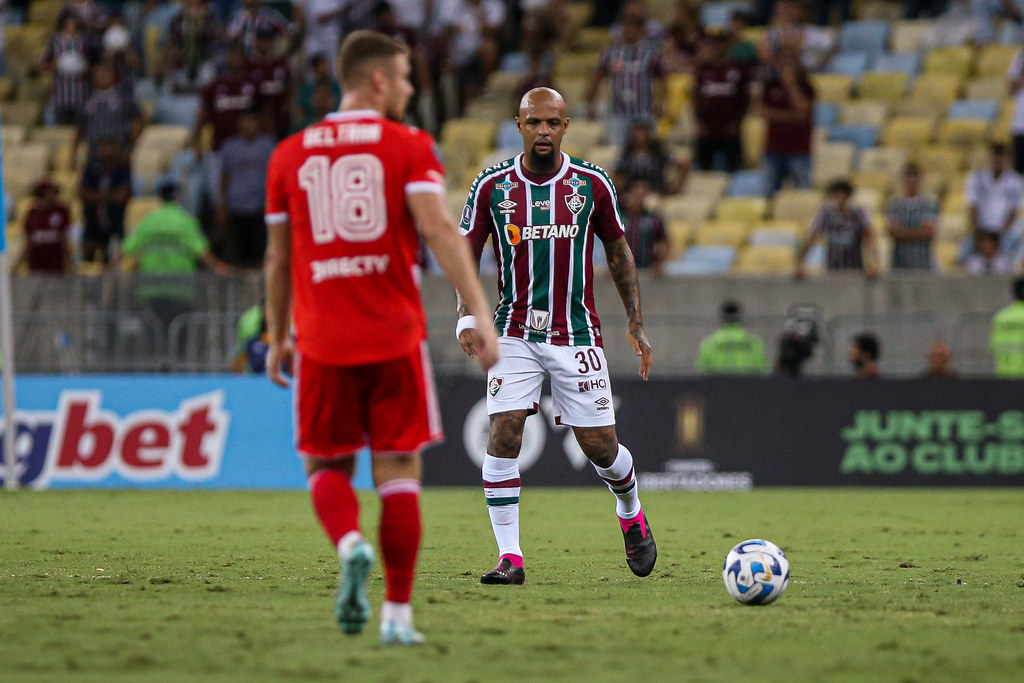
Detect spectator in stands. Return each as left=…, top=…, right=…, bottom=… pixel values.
left=101, top=11, right=138, bottom=92
left=439, top=0, right=505, bottom=114
left=293, top=82, right=339, bottom=131
left=248, top=27, right=292, bottom=138
left=727, top=11, right=759, bottom=66
left=762, top=50, right=815, bottom=196
left=795, top=178, right=879, bottom=278
left=661, top=0, right=702, bottom=73
left=62, top=0, right=107, bottom=36
left=293, top=0, right=344, bottom=70
left=850, top=332, right=881, bottom=379
left=193, top=45, right=260, bottom=155
left=1008, top=48, right=1024, bottom=174
left=17, top=179, right=72, bottom=274
left=161, top=0, right=224, bottom=93
left=697, top=300, right=767, bottom=375
left=693, top=29, right=750, bottom=173
left=41, top=12, right=91, bottom=125
left=611, top=0, right=666, bottom=42
left=887, top=163, right=938, bottom=271
left=812, top=0, right=852, bottom=26
left=514, top=50, right=555, bottom=112
left=964, top=231, right=1015, bottom=274
left=990, top=277, right=1024, bottom=377
left=967, top=143, right=1024, bottom=239
left=295, top=57, right=341, bottom=129
left=759, top=0, right=833, bottom=70
left=614, top=122, right=686, bottom=195
left=375, top=1, right=433, bottom=131
left=71, top=62, right=144, bottom=168
left=619, top=180, right=669, bottom=273
left=520, top=0, right=575, bottom=56
left=921, top=341, right=957, bottom=378
left=78, top=137, right=132, bottom=263
left=217, top=109, right=275, bottom=267
left=904, top=0, right=949, bottom=19
left=122, top=180, right=228, bottom=332
left=586, top=13, right=666, bottom=145
left=226, top=0, right=294, bottom=57
left=972, top=0, right=1024, bottom=44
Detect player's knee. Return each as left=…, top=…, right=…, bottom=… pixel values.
left=573, top=426, right=618, bottom=467
left=304, top=456, right=356, bottom=478
left=487, top=412, right=528, bottom=458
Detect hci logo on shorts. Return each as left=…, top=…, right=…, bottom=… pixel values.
left=578, top=378, right=608, bottom=393
left=488, top=377, right=503, bottom=397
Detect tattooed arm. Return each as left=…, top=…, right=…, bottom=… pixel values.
left=604, top=236, right=653, bottom=380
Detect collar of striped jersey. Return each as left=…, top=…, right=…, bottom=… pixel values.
left=324, top=109, right=382, bottom=121
left=513, top=151, right=571, bottom=187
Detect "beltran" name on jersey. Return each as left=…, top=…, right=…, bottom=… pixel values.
left=303, top=123, right=383, bottom=148
left=505, top=223, right=580, bottom=244
left=311, top=255, right=390, bottom=283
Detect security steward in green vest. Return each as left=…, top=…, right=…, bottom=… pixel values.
left=991, top=277, right=1024, bottom=378
left=697, top=300, right=767, bottom=375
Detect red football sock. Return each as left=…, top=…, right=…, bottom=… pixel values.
left=308, top=469, right=360, bottom=547
left=377, top=479, right=422, bottom=604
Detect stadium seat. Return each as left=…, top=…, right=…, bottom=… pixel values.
left=496, top=119, right=520, bottom=149
left=812, top=142, right=855, bottom=188
left=857, top=72, right=908, bottom=102
left=734, top=244, right=795, bottom=274
left=936, top=119, right=990, bottom=148
left=977, top=44, right=1018, bottom=77
left=749, top=227, right=798, bottom=247
left=664, top=73, right=694, bottom=123
left=0, top=77, right=12, bottom=102
left=827, top=52, right=870, bottom=78
left=838, top=101, right=888, bottom=127
left=870, top=52, right=921, bottom=75
left=693, top=219, right=750, bottom=247
left=154, top=94, right=201, bottom=128
left=827, top=125, right=878, bottom=150
left=948, top=100, right=1000, bottom=121
left=666, top=219, right=692, bottom=259
left=2, top=142, right=51, bottom=198
left=916, top=145, right=964, bottom=176
left=553, top=51, right=602, bottom=80
left=132, top=148, right=170, bottom=195
left=741, top=117, right=765, bottom=168
left=938, top=211, right=970, bottom=242
left=934, top=240, right=961, bottom=272
left=28, top=125, right=76, bottom=153
left=576, top=27, right=611, bottom=51
left=498, top=52, right=529, bottom=73
left=125, top=197, right=163, bottom=231
left=839, top=21, right=889, bottom=55
left=923, top=46, right=974, bottom=78
left=1, top=125, right=26, bottom=147
left=562, top=120, right=606, bottom=157
left=891, top=20, right=931, bottom=53
left=664, top=245, right=736, bottom=275
left=911, top=74, right=962, bottom=104
left=881, top=116, right=936, bottom=148
left=685, top=171, right=730, bottom=198
left=772, top=189, right=821, bottom=224
left=728, top=169, right=768, bottom=197
left=858, top=146, right=909, bottom=176
left=852, top=170, right=894, bottom=194
left=28, top=0, right=64, bottom=27
left=965, top=77, right=1007, bottom=101
left=810, top=74, right=853, bottom=102
left=661, top=194, right=718, bottom=223
left=0, top=101, right=42, bottom=128
left=852, top=187, right=884, bottom=214
left=815, top=102, right=839, bottom=128
left=587, top=144, right=620, bottom=173
left=716, top=197, right=767, bottom=225
left=700, top=1, right=749, bottom=28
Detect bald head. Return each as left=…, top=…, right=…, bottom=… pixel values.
left=518, top=87, right=566, bottom=120
left=516, top=87, right=569, bottom=173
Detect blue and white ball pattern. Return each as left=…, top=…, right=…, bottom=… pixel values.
left=722, top=539, right=790, bottom=605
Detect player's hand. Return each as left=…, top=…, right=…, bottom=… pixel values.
left=266, top=339, right=294, bottom=388
left=470, top=326, right=501, bottom=372
left=629, top=325, right=653, bottom=381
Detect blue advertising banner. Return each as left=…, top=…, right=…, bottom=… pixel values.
left=0, top=376, right=372, bottom=489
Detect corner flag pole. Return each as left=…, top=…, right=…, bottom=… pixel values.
left=0, top=113, right=18, bottom=490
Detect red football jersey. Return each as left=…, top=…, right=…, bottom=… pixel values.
left=265, top=109, right=445, bottom=366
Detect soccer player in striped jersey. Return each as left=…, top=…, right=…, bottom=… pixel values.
left=457, top=87, right=657, bottom=584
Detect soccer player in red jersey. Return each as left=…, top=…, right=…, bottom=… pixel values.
left=457, top=88, right=657, bottom=585
left=263, top=30, right=498, bottom=646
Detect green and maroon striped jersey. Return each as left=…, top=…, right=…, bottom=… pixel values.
left=460, top=152, right=625, bottom=347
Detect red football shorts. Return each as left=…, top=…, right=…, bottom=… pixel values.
left=294, top=343, right=443, bottom=458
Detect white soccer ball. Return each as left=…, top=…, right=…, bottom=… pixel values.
left=722, top=539, right=790, bottom=605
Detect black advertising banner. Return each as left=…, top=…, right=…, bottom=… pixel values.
left=425, top=377, right=1024, bottom=487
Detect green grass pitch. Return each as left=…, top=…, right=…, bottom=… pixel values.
left=1, top=488, right=1022, bottom=682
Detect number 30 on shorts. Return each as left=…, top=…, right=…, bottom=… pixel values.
left=298, top=154, right=387, bottom=244
left=574, top=348, right=603, bottom=374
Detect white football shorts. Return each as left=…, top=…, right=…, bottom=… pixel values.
left=486, top=337, right=616, bottom=427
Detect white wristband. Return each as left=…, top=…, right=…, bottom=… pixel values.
left=456, top=315, right=477, bottom=340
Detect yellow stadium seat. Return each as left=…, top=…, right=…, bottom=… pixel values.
left=693, top=219, right=750, bottom=248
left=938, top=211, right=970, bottom=242
left=977, top=44, right=1019, bottom=78
left=0, top=100, right=42, bottom=128
left=137, top=124, right=191, bottom=151
left=734, top=245, right=795, bottom=274
left=564, top=118, right=606, bottom=151
left=684, top=171, right=729, bottom=198
left=839, top=100, right=888, bottom=127
left=813, top=142, right=855, bottom=188
left=858, top=72, right=908, bottom=102
left=741, top=116, right=765, bottom=169
left=942, top=190, right=968, bottom=215
left=911, top=73, right=962, bottom=105
left=853, top=187, right=884, bottom=215
left=924, top=46, right=974, bottom=78
left=891, top=21, right=931, bottom=54
left=890, top=99, right=939, bottom=118
left=553, top=51, right=602, bottom=80
left=587, top=144, right=619, bottom=174
left=28, top=125, right=75, bottom=151
left=991, top=102, right=1015, bottom=143
left=937, top=118, right=990, bottom=147
left=772, top=189, right=821, bottom=224
left=125, top=197, right=164, bottom=232
left=1, top=124, right=26, bottom=147
left=915, top=145, right=964, bottom=175
left=0, top=77, right=12, bottom=101
left=965, top=77, right=1008, bottom=101
left=858, top=146, right=909, bottom=176
left=666, top=220, right=692, bottom=259
left=661, top=194, right=718, bottom=223
left=881, top=116, right=935, bottom=148
left=28, top=0, right=64, bottom=27
left=716, top=197, right=767, bottom=226
left=811, top=74, right=853, bottom=103
left=757, top=219, right=803, bottom=235
left=564, top=1, right=592, bottom=30
left=935, top=241, right=962, bottom=272
left=576, top=27, right=611, bottom=52
left=852, top=170, right=894, bottom=195
left=664, top=73, right=694, bottom=122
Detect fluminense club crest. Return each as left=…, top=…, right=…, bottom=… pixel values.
left=488, top=377, right=503, bottom=397
left=564, top=194, right=585, bottom=214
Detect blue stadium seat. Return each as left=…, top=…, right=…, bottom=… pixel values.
left=826, top=52, right=869, bottom=78
left=729, top=169, right=768, bottom=197
left=815, top=102, right=839, bottom=127
left=499, top=52, right=529, bottom=73
left=948, top=99, right=1000, bottom=121
left=665, top=245, right=737, bottom=275
left=496, top=119, right=521, bottom=149
left=154, top=95, right=200, bottom=128
left=871, top=52, right=921, bottom=75
left=700, top=1, right=751, bottom=28
left=839, top=21, right=890, bottom=55
left=827, top=125, right=879, bottom=150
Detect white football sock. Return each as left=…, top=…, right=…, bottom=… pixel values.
left=593, top=444, right=642, bottom=520
left=482, top=454, right=522, bottom=558
left=381, top=601, right=413, bottom=627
